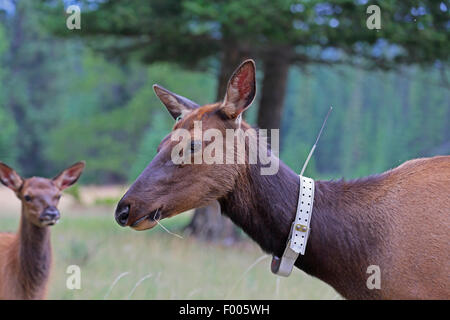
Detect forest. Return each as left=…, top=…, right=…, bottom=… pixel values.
left=0, top=1, right=448, bottom=186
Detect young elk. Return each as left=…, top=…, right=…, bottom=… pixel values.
left=0, top=162, right=85, bottom=299
left=115, top=60, right=450, bottom=299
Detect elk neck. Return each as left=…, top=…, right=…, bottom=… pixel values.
left=14, top=206, right=52, bottom=298
left=219, top=158, right=388, bottom=299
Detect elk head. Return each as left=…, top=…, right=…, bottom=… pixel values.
left=115, top=60, right=258, bottom=230
left=0, top=162, right=85, bottom=227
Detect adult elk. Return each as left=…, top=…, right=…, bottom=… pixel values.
left=0, top=162, right=85, bottom=299
left=115, top=60, right=450, bottom=299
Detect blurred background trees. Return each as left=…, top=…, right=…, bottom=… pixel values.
left=0, top=0, right=448, bottom=240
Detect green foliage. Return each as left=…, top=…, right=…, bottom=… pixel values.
left=0, top=1, right=448, bottom=184
left=0, top=1, right=75, bottom=176
left=281, top=64, right=450, bottom=179
left=94, top=197, right=122, bottom=207
left=128, top=112, right=171, bottom=181
left=0, top=22, right=17, bottom=164
left=64, top=239, right=91, bottom=266
left=64, top=185, right=82, bottom=204
left=0, top=107, right=16, bottom=165
left=44, top=59, right=216, bottom=183
left=42, top=0, right=449, bottom=69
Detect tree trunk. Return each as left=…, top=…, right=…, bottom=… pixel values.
left=184, top=45, right=250, bottom=243
left=184, top=201, right=240, bottom=245
left=186, top=46, right=292, bottom=243
left=257, top=48, right=291, bottom=132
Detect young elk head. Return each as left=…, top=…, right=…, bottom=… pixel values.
left=0, top=162, right=85, bottom=227
left=115, top=60, right=258, bottom=230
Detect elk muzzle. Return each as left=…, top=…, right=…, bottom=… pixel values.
left=39, top=206, right=60, bottom=226
left=115, top=202, right=130, bottom=226
left=115, top=197, right=160, bottom=230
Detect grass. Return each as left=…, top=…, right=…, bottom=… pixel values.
left=0, top=206, right=340, bottom=300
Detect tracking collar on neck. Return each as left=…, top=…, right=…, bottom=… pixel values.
left=271, top=175, right=315, bottom=277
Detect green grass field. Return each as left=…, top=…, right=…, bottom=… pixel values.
left=0, top=206, right=340, bottom=300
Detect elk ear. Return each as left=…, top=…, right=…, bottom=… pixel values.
left=153, top=84, right=200, bottom=120
left=53, top=161, right=85, bottom=190
left=221, top=59, right=256, bottom=119
left=0, top=162, right=23, bottom=192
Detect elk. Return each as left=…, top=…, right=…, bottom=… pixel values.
left=115, top=60, right=450, bottom=299
left=0, top=162, right=85, bottom=299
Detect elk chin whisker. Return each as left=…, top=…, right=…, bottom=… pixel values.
left=152, top=208, right=161, bottom=222
left=152, top=209, right=183, bottom=239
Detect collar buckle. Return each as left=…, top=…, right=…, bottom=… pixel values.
left=271, top=175, right=314, bottom=277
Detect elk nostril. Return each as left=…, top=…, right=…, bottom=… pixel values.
left=41, top=207, right=60, bottom=221
left=115, top=204, right=130, bottom=227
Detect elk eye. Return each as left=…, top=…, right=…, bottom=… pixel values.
left=24, top=195, right=32, bottom=202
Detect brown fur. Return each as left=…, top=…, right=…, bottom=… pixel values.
left=117, top=60, right=450, bottom=299
left=0, top=211, right=52, bottom=299
left=221, top=153, right=450, bottom=299
left=0, top=162, right=84, bottom=300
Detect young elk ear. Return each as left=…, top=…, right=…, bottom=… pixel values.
left=221, top=59, right=256, bottom=120
left=53, top=161, right=85, bottom=190
left=153, top=84, right=200, bottom=120
left=0, top=162, right=23, bottom=193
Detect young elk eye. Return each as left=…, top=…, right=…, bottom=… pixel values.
left=24, top=195, right=32, bottom=202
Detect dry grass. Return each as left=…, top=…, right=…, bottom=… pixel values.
left=0, top=186, right=340, bottom=300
